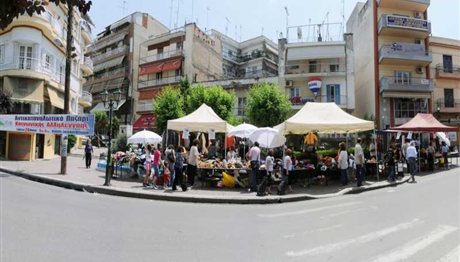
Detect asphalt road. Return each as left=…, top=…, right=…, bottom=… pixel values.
left=1, top=170, right=459, bottom=262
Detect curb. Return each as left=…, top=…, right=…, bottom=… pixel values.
left=0, top=167, right=410, bottom=204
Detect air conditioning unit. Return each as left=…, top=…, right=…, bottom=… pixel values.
left=416, top=67, right=424, bottom=74
left=414, top=12, right=423, bottom=19
left=286, top=80, right=293, bottom=87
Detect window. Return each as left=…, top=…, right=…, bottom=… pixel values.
left=0, top=44, right=4, bottom=63
left=252, top=66, right=257, bottom=74
left=394, top=71, right=411, bottom=85
left=290, top=88, right=300, bottom=98
left=157, top=48, right=164, bottom=59
left=394, top=98, right=427, bottom=118
left=444, top=89, right=454, bottom=108
left=326, top=84, right=341, bottom=104
left=330, top=64, right=339, bottom=72
left=156, top=72, right=162, bottom=80
left=309, top=61, right=317, bottom=73
left=443, top=55, right=453, bottom=73
left=19, top=45, right=33, bottom=69
left=175, top=69, right=181, bottom=77
left=228, top=50, right=233, bottom=57
left=237, top=97, right=246, bottom=116
left=176, top=42, right=183, bottom=50
left=44, top=53, right=53, bottom=71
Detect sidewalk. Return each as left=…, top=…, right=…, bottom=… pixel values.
left=0, top=147, right=426, bottom=204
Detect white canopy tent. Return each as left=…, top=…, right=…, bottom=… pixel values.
left=275, top=102, right=374, bottom=134
left=167, top=103, right=233, bottom=133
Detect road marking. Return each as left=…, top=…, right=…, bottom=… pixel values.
left=258, top=201, right=362, bottom=218
left=369, top=225, right=458, bottom=262
left=286, top=218, right=423, bottom=257
left=321, top=207, right=377, bottom=219
left=283, top=225, right=344, bottom=239
left=437, top=245, right=460, bottom=262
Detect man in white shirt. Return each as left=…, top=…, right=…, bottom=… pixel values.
left=187, top=139, right=200, bottom=186
left=354, top=138, right=365, bottom=187
left=247, top=142, right=261, bottom=192
left=406, top=141, right=417, bottom=183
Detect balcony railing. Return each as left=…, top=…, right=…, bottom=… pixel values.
left=435, top=64, right=460, bottom=79
left=138, top=76, right=182, bottom=89
left=140, top=49, right=184, bottom=64
left=285, top=63, right=345, bottom=75
left=436, top=98, right=460, bottom=112
left=379, top=44, right=432, bottom=64
left=80, top=91, right=93, bottom=105
left=92, top=45, right=129, bottom=63
left=289, top=96, right=348, bottom=107
left=379, top=76, right=433, bottom=93
left=0, top=56, right=64, bottom=85
left=88, top=28, right=129, bottom=52
left=378, top=14, right=431, bottom=35
left=86, top=67, right=127, bottom=84
left=80, top=20, right=92, bottom=34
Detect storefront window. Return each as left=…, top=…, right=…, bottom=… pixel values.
left=394, top=98, right=427, bottom=118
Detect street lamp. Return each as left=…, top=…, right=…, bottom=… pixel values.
left=102, top=88, right=122, bottom=186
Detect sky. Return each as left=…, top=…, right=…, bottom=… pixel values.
left=90, top=0, right=460, bottom=42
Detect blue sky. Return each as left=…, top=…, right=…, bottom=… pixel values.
left=90, top=0, right=459, bottom=42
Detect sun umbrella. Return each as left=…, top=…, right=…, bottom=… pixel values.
left=228, top=123, right=258, bottom=138
left=127, top=130, right=162, bottom=145
left=248, top=127, right=286, bottom=148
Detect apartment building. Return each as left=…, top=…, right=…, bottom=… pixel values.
left=278, top=24, right=355, bottom=112
left=0, top=4, right=93, bottom=160
left=85, top=12, right=169, bottom=131
left=347, top=0, right=432, bottom=129
left=135, top=23, right=223, bottom=131
left=430, top=36, right=460, bottom=142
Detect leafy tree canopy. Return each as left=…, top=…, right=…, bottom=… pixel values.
left=0, top=91, right=13, bottom=114
left=246, top=82, right=291, bottom=127
left=0, top=0, right=92, bottom=30
left=153, top=88, right=184, bottom=133
left=184, top=85, right=235, bottom=122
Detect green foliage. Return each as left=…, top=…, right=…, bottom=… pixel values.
left=114, top=133, right=128, bottom=152
left=67, top=134, right=76, bottom=153
left=111, top=115, right=120, bottom=137
left=184, top=85, right=235, bottom=121
left=94, top=111, right=119, bottom=137
left=0, top=0, right=92, bottom=30
left=153, top=88, right=184, bottom=133
left=0, top=91, right=13, bottom=114
left=316, top=149, right=338, bottom=157
left=246, top=82, right=291, bottom=127
left=179, top=77, right=191, bottom=97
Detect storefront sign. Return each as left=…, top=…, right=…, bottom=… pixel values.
left=387, top=15, right=429, bottom=31
left=0, top=114, right=95, bottom=136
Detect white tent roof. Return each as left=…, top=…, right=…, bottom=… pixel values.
left=275, top=102, right=374, bottom=134
left=167, top=103, right=232, bottom=133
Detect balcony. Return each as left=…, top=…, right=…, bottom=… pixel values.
left=378, top=14, right=431, bottom=38
left=138, top=76, right=182, bottom=89
left=379, top=43, right=431, bottom=65
left=435, top=64, right=460, bottom=80
left=290, top=96, right=315, bottom=109
left=435, top=98, right=460, bottom=114
left=81, top=56, right=94, bottom=75
left=136, top=101, right=153, bottom=112
left=79, top=91, right=93, bottom=108
left=0, top=56, right=64, bottom=85
left=88, top=29, right=129, bottom=53
left=285, top=63, right=345, bottom=78
left=140, top=49, right=184, bottom=65
left=80, top=20, right=92, bottom=43
left=85, top=67, right=127, bottom=85
left=378, top=0, right=430, bottom=12
left=92, top=45, right=129, bottom=63
left=379, top=76, right=433, bottom=96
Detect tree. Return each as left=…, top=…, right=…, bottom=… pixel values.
left=0, top=91, right=13, bottom=114
left=0, top=0, right=92, bottom=30
left=153, top=88, right=184, bottom=133
left=246, top=82, right=291, bottom=127
left=184, top=85, right=235, bottom=122
left=93, top=111, right=119, bottom=146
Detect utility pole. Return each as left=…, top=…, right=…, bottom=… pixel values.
left=60, top=2, right=74, bottom=175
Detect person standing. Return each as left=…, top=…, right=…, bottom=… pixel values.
left=187, top=139, right=200, bottom=187
left=427, top=142, right=435, bottom=171
left=142, top=144, right=153, bottom=187
left=173, top=146, right=187, bottom=191
left=278, top=148, right=292, bottom=195
left=165, top=145, right=176, bottom=188
left=354, top=138, right=365, bottom=187
left=385, top=146, right=396, bottom=182
left=84, top=139, right=94, bottom=168
left=151, top=144, right=162, bottom=189
left=247, top=141, right=261, bottom=192
left=441, top=141, right=449, bottom=170
left=406, top=141, right=417, bottom=183
left=338, top=142, right=349, bottom=186
left=402, top=138, right=410, bottom=173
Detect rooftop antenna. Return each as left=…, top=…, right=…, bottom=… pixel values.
left=235, top=24, right=238, bottom=40
left=191, top=0, right=194, bottom=23
left=225, top=17, right=230, bottom=36
left=174, top=0, right=181, bottom=28
left=261, top=26, right=264, bottom=36
left=206, top=6, right=210, bottom=31
left=341, top=0, right=345, bottom=36
left=118, top=0, right=127, bottom=16
left=169, top=0, right=174, bottom=28
left=284, top=6, right=289, bottom=40
left=307, top=18, right=312, bottom=41
left=239, top=25, right=242, bottom=41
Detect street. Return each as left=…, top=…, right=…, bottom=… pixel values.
left=1, top=170, right=459, bottom=262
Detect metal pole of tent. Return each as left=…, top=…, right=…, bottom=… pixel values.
left=374, top=129, right=379, bottom=181
left=418, top=132, right=421, bottom=173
